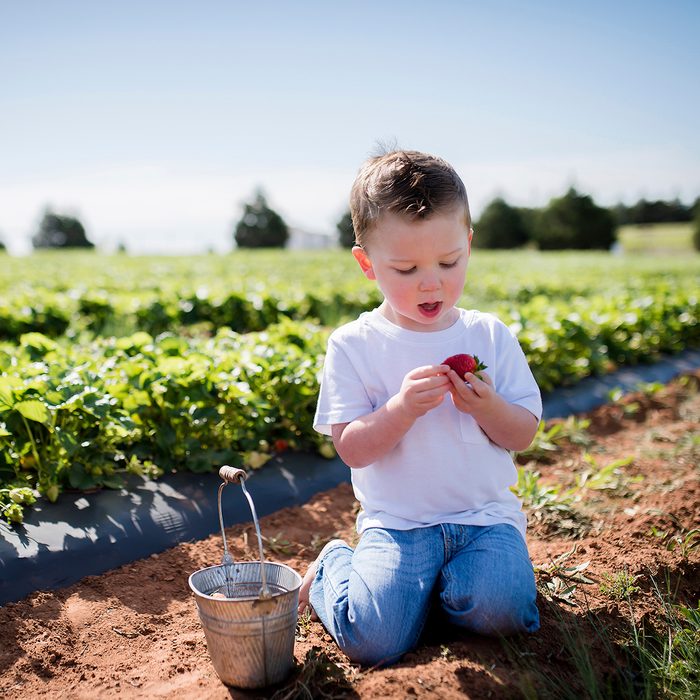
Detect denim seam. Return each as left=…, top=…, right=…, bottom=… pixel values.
left=440, top=523, right=451, bottom=564
left=439, top=524, right=455, bottom=609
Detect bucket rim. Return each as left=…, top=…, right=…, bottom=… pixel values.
left=188, top=560, right=302, bottom=601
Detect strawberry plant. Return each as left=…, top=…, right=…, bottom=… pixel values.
left=0, top=319, right=334, bottom=522
left=0, top=486, right=36, bottom=524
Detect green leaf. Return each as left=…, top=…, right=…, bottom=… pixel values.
left=122, top=389, right=151, bottom=411
left=0, top=377, right=14, bottom=408
left=68, top=464, right=92, bottom=489
left=15, top=400, right=51, bottom=424
left=159, top=336, right=188, bottom=355
left=116, top=331, right=154, bottom=352
left=20, top=332, right=59, bottom=354
left=102, top=478, right=125, bottom=489
left=158, top=357, right=189, bottom=375
left=56, top=428, right=78, bottom=455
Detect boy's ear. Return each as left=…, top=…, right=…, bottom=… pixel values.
left=352, top=246, right=376, bottom=280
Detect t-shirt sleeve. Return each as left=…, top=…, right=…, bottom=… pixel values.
left=313, top=332, right=375, bottom=436
left=494, top=320, right=543, bottom=421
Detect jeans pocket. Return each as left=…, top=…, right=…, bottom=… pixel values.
left=459, top=414, right=489, bottom=444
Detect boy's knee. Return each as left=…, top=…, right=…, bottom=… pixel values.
left=444, top=582, right=540, bottom=636
left=329, top=605, right=421, bottom=666
left=337, top=627, right=413, bottom=667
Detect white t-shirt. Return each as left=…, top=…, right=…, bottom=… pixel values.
left=314, top=307, right=542, bottom=539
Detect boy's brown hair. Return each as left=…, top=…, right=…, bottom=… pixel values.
left=349, top=149, right=471, bottom=248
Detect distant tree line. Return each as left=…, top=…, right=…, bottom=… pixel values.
left=2, top=190, right=698, bottom=253
left=335, top=187, right=616, bottom=251
left=613, top=197, right=699, bottom=225
left=473, top=189, right=618, bottom=250
left=342, top=189, right=700, bottom=251
left=336, top=191, right=700, bottom=252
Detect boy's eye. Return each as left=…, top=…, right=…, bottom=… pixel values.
left=440, top=260, right=459, bottom=269
left=395, top=267, right=416, bottom=275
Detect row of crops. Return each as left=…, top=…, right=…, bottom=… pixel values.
left=1, top=250, right=699, bottom=523
left=1, top=250, right=696, bottom=340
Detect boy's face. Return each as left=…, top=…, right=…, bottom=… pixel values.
left=352, top=207, right=472, bottom=332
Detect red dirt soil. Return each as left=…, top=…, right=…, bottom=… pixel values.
left=1, top=372, right=698, bottom=699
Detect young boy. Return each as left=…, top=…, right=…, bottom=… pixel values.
left=298, top=149, right=541, bottom=667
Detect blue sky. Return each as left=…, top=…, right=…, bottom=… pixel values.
left=1, top=0, right=698, bottom=254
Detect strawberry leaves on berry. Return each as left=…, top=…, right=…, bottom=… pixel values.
left=442, top=353, right=487, bottom=380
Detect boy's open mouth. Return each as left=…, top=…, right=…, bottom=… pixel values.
left=418, top=301, right=442, bottom=317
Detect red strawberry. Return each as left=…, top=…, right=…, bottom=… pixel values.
left=442, top=353, right=487, bottom=378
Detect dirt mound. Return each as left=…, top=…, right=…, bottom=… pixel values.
left=1, top=373, right=699, bottom=699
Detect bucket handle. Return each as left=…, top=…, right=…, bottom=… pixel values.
left=218, top=466, right=271, bottom=599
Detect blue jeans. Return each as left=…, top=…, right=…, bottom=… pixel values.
left=308, top=523, right=539, bottom=666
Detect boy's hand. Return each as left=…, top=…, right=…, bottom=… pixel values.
left=395, top=365, right=450, bottom=419
left=445, top=368, right=500, bottom=419
left=333, top=365, right=451, bottom=468
left=445, top=368, right=540, bottom=451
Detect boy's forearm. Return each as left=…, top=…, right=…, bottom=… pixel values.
left=332, top=395, right=416, bottom=468
left=475, top=401, right=539, bottom=452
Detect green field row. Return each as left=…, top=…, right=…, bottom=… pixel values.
left=1, top=249, right=698, bottom=341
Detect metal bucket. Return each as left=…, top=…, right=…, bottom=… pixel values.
left=189, top=466, right=302, bottom=688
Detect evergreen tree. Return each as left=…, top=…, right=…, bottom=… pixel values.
left=32, top=210, right=94, bottom=249
left=336, top=210, right=355, bottom=248
left=534, top=188, right=616, bottom=250
left=234, top=191, right=289, bottom=248
left=473, top=198, right=530, bottom=248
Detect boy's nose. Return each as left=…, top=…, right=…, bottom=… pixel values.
left=418, top=273, right=440, bottom=291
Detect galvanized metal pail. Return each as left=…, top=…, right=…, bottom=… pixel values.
left=189, top=466, right=302, bottom=688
